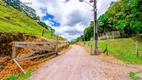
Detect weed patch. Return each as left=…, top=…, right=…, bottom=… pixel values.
left=5, top=70, right=34, bottom=80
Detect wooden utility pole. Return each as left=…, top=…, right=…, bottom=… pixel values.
left=79, top=0, right=98, bottom=55
left=93, top=0, right=98, bottom=55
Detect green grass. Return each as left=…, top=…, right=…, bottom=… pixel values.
left=5, top=70, right=34, bottom=80
left=129, top=72, right=141, bottom=80
left=0, top=1, right=57, bottom=39
left=86, top=37, right=142, bottom=64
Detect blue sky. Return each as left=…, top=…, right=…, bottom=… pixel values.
left=40, top=8, right=61, bottom=27
left=65, top=0, right=70, bottom=2
left=40, top=0, right=70, bottom=27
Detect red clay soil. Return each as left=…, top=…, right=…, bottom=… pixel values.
left=28, top=45, right=140, bottom=80
left=0, top=55, right=57, bottom=80
left=0, top=36, right=69, bottom=80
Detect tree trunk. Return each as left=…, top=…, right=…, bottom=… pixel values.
left=103, top=25, right=106, bottom=33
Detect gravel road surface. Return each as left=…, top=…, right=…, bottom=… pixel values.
left=28, top=45, right=139, bottom=80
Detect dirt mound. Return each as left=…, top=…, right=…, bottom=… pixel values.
left=0, top=32, right=69, bottom=79
left=0, top=55, right=57, bottom=80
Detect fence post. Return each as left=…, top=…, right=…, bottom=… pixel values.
left=50, top=29, right=52, bottom=38
left=56, top=35, right=58, bottom=56
left=13, top=59, right=26, bottom=74
left=136, top=41, right=139, bottom=57
left=12, top=42, right=16, bottom=59
left=41, top=28, right=44, bottom=36
left=106, top=43, right=108, bottom=55
left=103, top=43, right=108, bottom=55
left=90, top=38, right=93, bottom=55
left=90, top=42, right=92, bottom=55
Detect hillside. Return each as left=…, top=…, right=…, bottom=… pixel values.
left=0, top=1, right=55, bottom=38
left=0, top=1, right=68, bottom=79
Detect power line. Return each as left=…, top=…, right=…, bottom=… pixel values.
left=97, top=0, right=112, bottom=15
left=97, top=0, right=112, bottom=14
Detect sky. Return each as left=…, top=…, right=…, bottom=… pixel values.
left=20, top=0, right=117, bottom=41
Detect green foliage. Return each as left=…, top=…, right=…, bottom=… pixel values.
left=105, top=0, right=142, bottom=36
left=129, top=72, right=141, bottom=80
left=38, top=21, right=49, bottom=30
left=98, top=14, right=113, bottom=33
left=84, top=22, right=93, bottom=41
left=5, top=70, right=34, bottom=80
left=37, top=21, right=55, bottom=33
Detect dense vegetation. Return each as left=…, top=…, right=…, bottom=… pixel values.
left=103, top=0, right=142, bottom=36
left=72, top=0, right=142, bottom=42
left=0, top=0, right=56, bottom=38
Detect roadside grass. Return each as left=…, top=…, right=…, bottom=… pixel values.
left=129, top=72, right=141, bottom=80
left=5, top=70, right=34, bottom=80
left=86, top=37, right=142, bottom=64
left=0, top=1, right=59, bottom=39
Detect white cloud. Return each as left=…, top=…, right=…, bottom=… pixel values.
left=53, top=23, right=85, bottom=41
left=20, top=0, right=117, bottom=41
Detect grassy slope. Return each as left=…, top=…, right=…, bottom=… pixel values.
left=0, top=1, right=56, bottom=38
left=86, top=37, right=142, bottom=64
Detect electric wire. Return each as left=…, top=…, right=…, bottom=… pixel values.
left=97, top=0, right=112, bottom=15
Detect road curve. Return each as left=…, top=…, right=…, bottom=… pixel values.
left=28, top=45, right=139, bottom=80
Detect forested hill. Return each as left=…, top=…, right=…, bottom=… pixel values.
left=73, top=0, right=142, bottom=42
left=0, top=0, right=56, bottom=38
left=103, top=0, right=142, bottom=35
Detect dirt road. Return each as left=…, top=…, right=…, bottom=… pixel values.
left=28, top=45, right=140, bottom=80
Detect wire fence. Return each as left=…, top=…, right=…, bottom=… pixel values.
left=104, top=41, right=142, bottom=57
left=88, top=40, right=142, bottom=58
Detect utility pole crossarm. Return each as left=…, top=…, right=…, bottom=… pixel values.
left=83, top=0, right=94, bottom=7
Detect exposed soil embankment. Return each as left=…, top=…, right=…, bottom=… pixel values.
left=0, top=32, right=24, bottom=56
left=0, top=32, right=69, bottom=80
left=0, top=32, right=25, bottom=72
